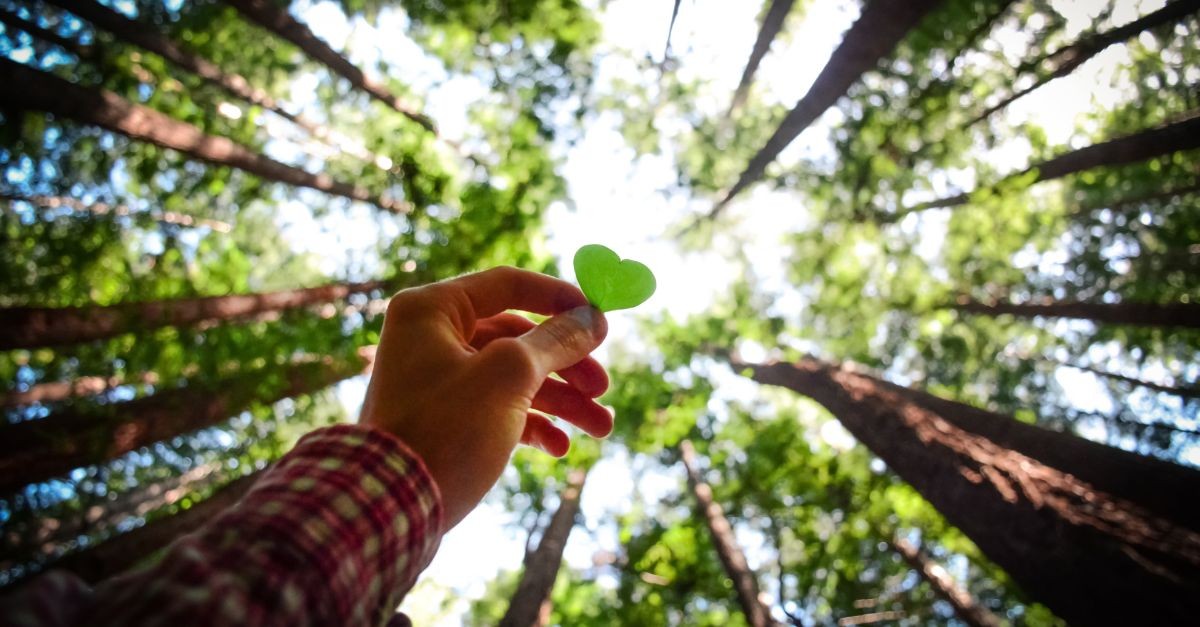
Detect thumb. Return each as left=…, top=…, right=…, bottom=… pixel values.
left=519, top=305, right=607, bottom=376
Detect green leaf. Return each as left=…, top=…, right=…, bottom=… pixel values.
left=572, top=244, right=656, bottom=312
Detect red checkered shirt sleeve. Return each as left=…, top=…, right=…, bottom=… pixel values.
left=4, top=424, right=444, bottom=627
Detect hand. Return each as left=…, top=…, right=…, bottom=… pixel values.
left=358, top=267, right=610, bottom=528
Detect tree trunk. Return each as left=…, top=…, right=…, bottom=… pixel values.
left=1064, top=362, right=1200, bottom=401
left=711, top=0, right=944, bottom=216
left=742, top=356, right=1200, bottom=626
left=903, top=114, right=1200, bottom=215
left=970, top=0, right=1200, bottom=126
left=727, top=0, right=796, bottom=116
left=10, top=461, right=224, bottom=565
left=0, top=278, right=389, bottom=350
left=889, top=537, right=1001, bottom=627
left=499, top=468, right=588, bottom=627
left=2, top=372, right=160, bottom=409
left=220, top=0, right=436, bottom=134
left=0, top=354, right=372, bottom=493
left=13, top=470, right=263, bottom=588
left=680, top=439, right=778, bottom=627
left=43, top=0, right=388, bottom=170
left=953, top=297, right=1200, bottom=330
left=2, top=193, right=232, bottom=232
left=0, top=5, right=94, bottom=57
left=0, top=59, right=410, bottom=214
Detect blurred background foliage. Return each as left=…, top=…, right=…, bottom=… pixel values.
left=1, top=0, right=1198, bottom=625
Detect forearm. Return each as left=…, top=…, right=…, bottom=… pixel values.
left=4, top=425, right=443, bottom=627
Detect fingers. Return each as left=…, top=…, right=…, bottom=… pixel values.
left=518, top=306, right=608, bottom=378
left=472, top=313, right=609, bottom=397
left=521, top=413, right=569, bottom=457
left=451, top=266, right=590, bottom=320
left=531, top=378, right=614, bottom=438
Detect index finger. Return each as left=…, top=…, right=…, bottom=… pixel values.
left=450, top=266, right=589, bottom=319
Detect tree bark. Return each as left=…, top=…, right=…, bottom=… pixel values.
left=499, top=468, right=588, bottom=627
left=2, top=193, right=232, bottom=232
left=0, top=59, right=410, bottom=214
left=970, top=0, right=1200, bottom=126
left=0, top=354, right=372, bottom=494
left=711, top=0, right=944, bottom=216
left=680, top=439, right=778, bottom=627
left=0, top=278, right=389, bottom=350
left=889, top=537, right=1001, bottom=627
left=220, top=0, right=436, bottom=134
left=727, top=0, right=796, bottom=116
left=953, top=297, right=1200, bottom=330
left=902, top=114, right=1200, bottom=215
left=742, top=356, right=1200, bottom=626
left=13, top=470, right=263, bottom=588
left=43, top=0, right=388, bottom=170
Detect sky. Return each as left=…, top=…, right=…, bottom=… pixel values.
left=247, top=0, right=1176, bottom=622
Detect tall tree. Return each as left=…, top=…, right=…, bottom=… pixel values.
left=889, top=536, right=1002, bottom=627
left=709, top=0, right=945, bottom=217
left=0, top=278, right=388, bottom=350
left=42, top=0, right=385, bottom=169
left=500, top=467, right=589, bottom=627
left=0, top=354, right=372, bottom=493
left=895, top=114, right=1200, bottom=217
left=220, top=0, right=436, bottom=133
left=0, top=60, right=410, bottom=214
left=0, top=5, right=94, bottom=57
left=727, top=0, right=796, bottom=117
left=680, top=439, right=777, bottom=627
left=970, top=0, right=1200, bottom=126
left=28, top=471, right=261, bottom=586
left=741, top=356, right=1200, bottom=625
left=2, top=372, right=157, bottom=409
left=3, top=194, right=231, bottom=232
left=954, top=297, right=1200, bottom=331
left=1061, top=362, right=1200, bottom=401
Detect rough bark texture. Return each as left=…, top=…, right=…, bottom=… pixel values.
left=44, top=0, right=386, bottom=169
left=0, top=356, right=371, bottom=493
left=905, top=114, right=1200, bottom=214
left=890, top=537, right=1001, bottom=627
left=24, top=471, right=261, bottom=587
left=221, top=0, right=436, bottom=133
left=971, top=0, right=1200, bottom=126
left=680, top=440, right=778, bottom=627
left=2, top=193, right=232, bottom=231
left=712, top=0, right=944, bottom=215
left=0, top=278, right=389, bottom=350
left=954, top=297, right=1200, bottom=330
left=744, top=357, right=1200, bottom=626
left=727, top=0, right=796, bottom=116
left=0, top=60, right=409, bottom=213
left=499, top=468, right=588, bottom=627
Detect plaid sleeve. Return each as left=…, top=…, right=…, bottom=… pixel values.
left=4, top=424, right=444, bottom=627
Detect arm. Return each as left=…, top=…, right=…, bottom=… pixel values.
left=5, top=267, right=609, bottom=625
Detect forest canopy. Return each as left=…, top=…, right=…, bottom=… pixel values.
left=1, top=0, right=1198, bottom=625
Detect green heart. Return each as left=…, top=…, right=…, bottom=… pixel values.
left=573, top=244, right=656, bottom=312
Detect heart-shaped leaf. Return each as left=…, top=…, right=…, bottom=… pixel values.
left=573, top=244, right=656, bottom=312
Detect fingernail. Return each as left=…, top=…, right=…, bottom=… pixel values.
left=565, top=305, right=597, bottom=334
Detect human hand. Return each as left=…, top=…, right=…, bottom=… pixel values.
left=358, top=267, right=610, bottom=528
